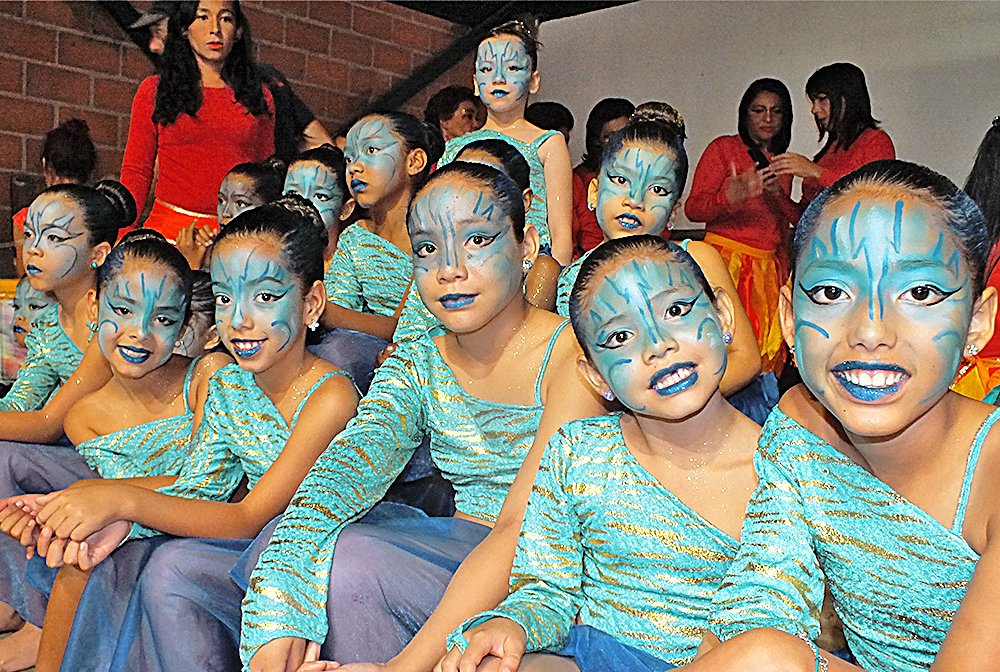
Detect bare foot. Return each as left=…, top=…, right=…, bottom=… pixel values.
left=0, top=622, right=40, bottom=671
left=0, top=604, right=22, bottom=634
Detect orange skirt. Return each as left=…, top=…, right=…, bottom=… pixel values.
left=703, top=232, right=788, bottom=374
left=952, top=356, right=1000, bottom=402
left=143, top=200, right=218, bottom=244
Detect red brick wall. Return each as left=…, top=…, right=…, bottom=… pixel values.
left=0, top=0, right=475, bottom=231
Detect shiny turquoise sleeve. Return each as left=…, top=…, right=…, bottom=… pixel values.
left=0, top=307, right=81, bottom=411
left=324, top=243, right=365, bottom=311
left=239, top=343, right=427, bottom=660
left=708, top=449, right=824, bottom=642
left=554, top=255, right=586, bottom=318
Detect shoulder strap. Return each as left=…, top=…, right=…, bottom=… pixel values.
left=533, top=320, right=571, bottom=404
left=952, top=406, right=1000, bottom=532
left=182, top=355, right=203, bottom=413
left=290, top=370, right=352, bottom=426
left=531, top=129, right=561, bottom=148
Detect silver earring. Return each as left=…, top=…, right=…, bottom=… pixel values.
left=308, top=320, right=319, bottom=332
left=602, top=390, right=615, bottom=401
left=175, top=339, right=184, bottom=348
left=723, top=332, right=733, bottom=345
left=967, top=343, right=980, bottom=356
left=522, top=259, right=533, bottom=272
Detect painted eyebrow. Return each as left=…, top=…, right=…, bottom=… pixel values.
left=108, top=292, right=139, bottom=306
left=800, top=259, right=857, bottom=274
left=894, top=259, right=958, bottom=273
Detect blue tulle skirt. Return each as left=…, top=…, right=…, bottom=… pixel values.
left=555, top=625, right=676, bottom=672
left=0, top=440, right=97, bottom=626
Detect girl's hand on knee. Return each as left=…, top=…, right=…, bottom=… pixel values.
left=436, top=618, right=526, bottom=672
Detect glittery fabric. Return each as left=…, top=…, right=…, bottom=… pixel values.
left=438, top=129, right=561, bottom=249
left=451, top=414, right=738, bottom=665
left=75, top=357, right=199, bottom=479
left=0, top=304, right=82, bottom=411
left=324, top=223, right=412, bottom=316
left=710, top=406, right=996, bottom=672
left=554, top=248, right=593, bottom=317
left=240, top=323, right=567, bottom=659
left=392, top=285, right=442, bottom=343
left=128, top=364, right=350, bottom=540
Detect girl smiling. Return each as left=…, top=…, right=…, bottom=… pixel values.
left=683, top=160, right=1000, bottom=672
left=17, top=196, right=359, bottom=671
left=439, top=235, right=760, bottom=672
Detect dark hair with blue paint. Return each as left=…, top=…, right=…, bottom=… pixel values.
left=738, top=77, right=793, bottom=155
left=215, top=192, right=326, bottom=288
left=568, top=235, right=716, bottom=361
left=227, top=156, right=287, bottom=206
left=98, top=228, right=194, bottom=322
left=456, top=138, right=531, bottom=193
left=410, top=161, right=526, bottom=243
left=43, top=179, right=137, bottom=247
left=602, top=102, right=689, bottom=192
left=792, top=159, right=993, bottom=295
left=805, top=62, right=881, bottom=161
left=487, top=19, right=541, bottom=71
left=362, top=112, right=444, bottom=190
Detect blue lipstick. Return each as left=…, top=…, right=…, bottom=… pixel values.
left=351, top=179, right=367, bottom=193
left=439, top=293, right=476, bottom=310
left=25, top=265, right=41, bottom=275
left=616, top=214, right=642, bottom=230
left=649, top=361, right=698, bottom=396
left=118, top=345, right=152, bottom=364
left=831, top=361, right=908, bottom=402
left=230, top=338, right=265, bottom=358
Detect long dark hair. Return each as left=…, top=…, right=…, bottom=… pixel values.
left=805, top=62, right=880, bottom=161
left=964, top=120, right=1000, bottom=255
left=737, top=78, right=793, bottom=155
left=153, top=0, right=267, bottom=125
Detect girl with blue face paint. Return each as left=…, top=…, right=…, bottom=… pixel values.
left=241, top=162, right=607, bottom=672
left=284, top=145, right=347, bottom=243
left=441, top=235, right=759, bottom=672
left=321, top=112, right=443, bottom=342
left=683, top=161, right=1000, bottom=672
left=13, top=196, right=360, bottom=672
left=11, top=277, right=56, bottom=349
left=437, top=20, right=573, bottom=310
left=0, top=230, right=230, bottom=670
left=555, top=103, right=765, bottom=420
left=177, top=157, right=287, bottom=269
left=0, top=181, right=135, bottom=443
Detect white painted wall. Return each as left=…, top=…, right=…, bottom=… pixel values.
left=533, top=1, right=1000, bottom=227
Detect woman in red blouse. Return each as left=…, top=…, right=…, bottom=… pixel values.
left=770, top=62, right=895, bottom=205
left=120, top=0, right=274, bottom=243
left=686, top=78, right=800, bottom=377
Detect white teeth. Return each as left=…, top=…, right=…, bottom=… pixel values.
left=653, top=367, right=694, bottom=390
left=841, top=370, right=905, bottom=388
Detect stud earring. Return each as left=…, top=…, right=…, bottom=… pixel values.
left=967, top=343, right=980, bottom=356
left=602, top=390, right=615, bottom=402
left=723, top=332, right=733, bottom=345
left=91, top=261, right=98, bottom=269
left=175, top=339, right=184, bottom=348
left=522, top=259, right=533, bottom=272
left=308, top=320, right=319, bottom=332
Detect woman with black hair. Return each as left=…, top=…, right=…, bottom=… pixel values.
left=770, top=62, right=895, bottom=204
left=119, top=0, right=275, bottom=243
left=687, top=78, right=800, bottom=379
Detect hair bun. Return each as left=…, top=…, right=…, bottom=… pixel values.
left=273, top=192, right=326, bottom=239
left=632, top=102, right=686, bottom=139
left=421, top=120, right=445, bottom=167
left=118, top=229, right=167, bottom=246
left=94, top=179, right=138, bottom=230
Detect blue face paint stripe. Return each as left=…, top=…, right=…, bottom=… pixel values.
left=797, top=321, right=830, bottom=339
left=892, top=199, right=903, bottom=254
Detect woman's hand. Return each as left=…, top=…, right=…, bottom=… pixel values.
left=770, top=152, right=824, bottom=180
left=35, top=518, right=132, bottom=569
left=435, top=618, right=526, bottom=672
left=724, top=163, right=764, bottom=205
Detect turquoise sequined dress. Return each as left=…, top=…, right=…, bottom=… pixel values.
left=325, top=223, right=412, bottom=316
left=451, top=413, right=739, bottom=666
left=76, top=357, right=199, bottom=479
left=555, top=248, right=593, bottom=317
left=710, top=406, right=998, bottom=672
left=439, top=129, right=561, bottom=250
left=127, top=364, right=351, bottom=540
left=53, top=363, right=352, bottom=672
left=0, top=304, right=82, bottom=411
left=240, top=323, right=569, bottom=660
